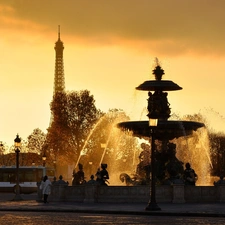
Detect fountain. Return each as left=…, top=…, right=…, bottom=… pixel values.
left=50, top=61, right=225, bottom=205
left=117, top=60, right=205, bottom=186
left=71, top=59, right=208, bottom=188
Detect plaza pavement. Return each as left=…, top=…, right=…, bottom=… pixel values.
left=0, top=196, right=225, bottom=217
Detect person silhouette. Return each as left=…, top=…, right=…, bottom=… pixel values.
left=56, top=175, right=68, bottom=185
left=99, top=164, right=109, bottom=185
left=87, top=175, right=97, bottom=185
left=72, top=164, right=85, bottom=185
left=40, top=175, right=52, bottom=203
left=183, top=163, right=198, bottom=185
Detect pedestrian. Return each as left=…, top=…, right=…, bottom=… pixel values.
left=40, top=175, right=52, bottom=203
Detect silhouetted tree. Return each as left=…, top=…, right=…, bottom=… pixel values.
left=209, top=132, right=225, bottom=176
left=0, top=142, right=8, bottom=166
left=46, top=90, right=102, bottom=165
left=27, top=128, right=46, bottom=154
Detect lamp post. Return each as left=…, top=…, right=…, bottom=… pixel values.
left=13, top=134, right=23, bottom=201
left=146, top=118, right=161, bottom=211
left=42, top=152, right=47, bottom=167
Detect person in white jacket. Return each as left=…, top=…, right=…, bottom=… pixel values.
left=40, top=175, right=52, bottom=203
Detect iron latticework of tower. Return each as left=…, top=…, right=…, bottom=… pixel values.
left=49, top=26, right=66, bottom=126
left=54, top=26, right=65, bottom=95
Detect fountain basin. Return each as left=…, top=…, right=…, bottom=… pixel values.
left=117, top=120, right=205, bottom=140
left=136, top=80, right=182, bottom=91
left=49, top=184, right=224, bottom=203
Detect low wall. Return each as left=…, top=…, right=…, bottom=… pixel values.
left=47, top=184, right=225, bottom=203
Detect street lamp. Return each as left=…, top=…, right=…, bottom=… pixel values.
left=146, top=118, right=161, bottom=211
left=13, top=134, right=23, bottom=201
left=42, top=152, right=47, bottom=167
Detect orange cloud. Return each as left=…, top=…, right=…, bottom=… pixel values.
left=1, top=0, right=225, bottom=56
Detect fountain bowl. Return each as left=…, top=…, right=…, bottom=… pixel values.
left=117, top=120, right=205, bottom=140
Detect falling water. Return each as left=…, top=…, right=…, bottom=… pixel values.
left=174, top=126, right=212, bottom=186
left=98, top=129, right=113, bottom=167
left=74, top=115, right=106, bottom=169
left=139, top=107, right=148, bottom=120
left=175, top=121, right=190, bottom=160
left=192, top=128, right=212, bottom=185
left=74, top=149, right=86, bottom=169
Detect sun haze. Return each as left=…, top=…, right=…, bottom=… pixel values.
left=0, top=0, right=225, bottom=146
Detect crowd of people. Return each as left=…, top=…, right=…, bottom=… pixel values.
left=39, top=174, right=69, bottom=203
left=38, top=162, right=110, bottom=203
left=72, top=163, right=109, bottom=186
left=38, top=159, right=225, bottom=204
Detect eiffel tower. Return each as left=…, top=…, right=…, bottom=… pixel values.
left=49, top=26, right=66, bottom=126
left=53, top=25, right=65, bottom=95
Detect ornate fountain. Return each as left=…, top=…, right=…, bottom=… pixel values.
left=49, top=61, right=224, bottom=206
left=117, top=60, right=205, bottom=186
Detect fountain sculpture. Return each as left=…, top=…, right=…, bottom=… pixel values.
left=117, top=60, right=205, bottom=185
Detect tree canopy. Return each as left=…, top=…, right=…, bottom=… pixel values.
left=45, top=90, right=103, bottom=164
left=27, top=128, right=46, bottom=154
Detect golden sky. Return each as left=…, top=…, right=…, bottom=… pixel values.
left=0, top=0, right=225, bottom=146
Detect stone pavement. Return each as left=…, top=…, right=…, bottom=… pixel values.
left=0, top=199, right=224, bottom=217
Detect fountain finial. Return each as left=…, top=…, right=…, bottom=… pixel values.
left=153, top=58, right=164, bottom=81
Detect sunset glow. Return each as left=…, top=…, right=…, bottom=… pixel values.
left=0, top=0, right=225, bottom=146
